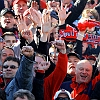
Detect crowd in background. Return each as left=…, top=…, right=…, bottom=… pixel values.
left=0, top=0, right=100, bottom=100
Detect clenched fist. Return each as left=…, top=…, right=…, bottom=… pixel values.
left=21, top=46, right=34, bottom=57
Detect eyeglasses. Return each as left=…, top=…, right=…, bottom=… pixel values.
left=3, top=65, right=18, bottom=69
left=56, top=97, right=70, bottom=100
left=49, top=52, right=59, bottom=57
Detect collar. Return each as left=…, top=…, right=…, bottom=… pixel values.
left=70, top=77, right=88, bottom=98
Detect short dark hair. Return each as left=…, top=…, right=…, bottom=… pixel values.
left=2, top=32, right=16, bottom=40
left=3, top=56, right=20, bottom=66
left=13, top=89, right=35, bottom=100
left=1, top=46, right=15, bottom=57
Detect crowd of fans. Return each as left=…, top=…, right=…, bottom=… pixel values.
left=0, top=0, right=100, bottom=100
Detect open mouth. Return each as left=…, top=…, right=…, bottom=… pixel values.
left=69, top=65, right=75, bottom=69
left=5, top=20, right=11, bottom=24
left=80, top=75, right=87, bottom=80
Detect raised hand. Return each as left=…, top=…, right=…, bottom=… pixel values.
left=53, top=40, right=66, bottom=54
left=41, top=9, right=54, bottom=34
left=29, top=7, right=42, bottom=27
left=16, top=15, right=28, bottom=32
left=31, top=1, right=39, bottom=11
left=21, top=46, right=34, bottom=57
left=21, top=29, right=33, bottom=43
left=58, top=3, right=71, bottom=25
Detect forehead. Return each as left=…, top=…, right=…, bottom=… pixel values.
left=68, top=56, right=79, bottom=60
left=4, top=35, right=16, bottom=40
left=35, top=56, right=45, bottom=62
left=77, top=60, right=92, bottom=69
left=3, top=60, right=18, bottom=66
left=2, top=48, right=14, bottom=55
left=58, top=93, right=68, bottom=98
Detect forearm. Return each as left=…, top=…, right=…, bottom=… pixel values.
left=15, top=56, right=34, bottom=91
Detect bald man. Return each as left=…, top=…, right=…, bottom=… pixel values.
left=60, top=60, right=100, bottom=100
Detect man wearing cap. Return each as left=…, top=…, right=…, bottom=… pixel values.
left=12, top=0, right=28, bottom=15
left=63, top=52, right=80, bottom=82
left=0, top=8, right=15, bottom=30
left=54, top=89, right=72, bottom=100
left=0, top=8, right=19, bottom=39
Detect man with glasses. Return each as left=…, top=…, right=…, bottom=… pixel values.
left=0, top=8, right=19, bottom=39
left=2, top=46, right=34, bottom=100
left=2, top=56, right=20, bottom=80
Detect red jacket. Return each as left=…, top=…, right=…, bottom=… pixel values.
left=44, top=53, right=68, bottom=100
left=61, top=73, right=100, bottom=100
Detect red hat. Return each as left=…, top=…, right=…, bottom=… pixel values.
left=12, top=0, right=27, bottom=6
left=40, top=0, right=47, bottom=9
left=87, top=55, right=96, bottom=61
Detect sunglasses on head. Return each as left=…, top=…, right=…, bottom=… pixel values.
left=56, top=97, right=70, bottom=100
left=3, top=65, right=18, bottom=69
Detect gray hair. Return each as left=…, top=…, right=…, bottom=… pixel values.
left=13, top=89, right=35, bottom=100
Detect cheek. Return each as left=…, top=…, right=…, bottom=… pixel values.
left=13, top=70, right=18, bottom=74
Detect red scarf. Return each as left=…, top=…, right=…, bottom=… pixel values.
left=70, top=77, right=88, bottom=98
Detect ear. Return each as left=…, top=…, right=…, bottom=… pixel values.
left=12, top=6, right=14, bottom=10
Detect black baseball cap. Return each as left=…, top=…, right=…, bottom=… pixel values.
left=0, top=8, right=15, bottom=17
left=67, top=52, right=81, bottom=60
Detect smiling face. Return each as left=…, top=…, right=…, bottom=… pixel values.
left=1, top=13, right=15, bottom=29
left=1, top=48, right=14, bottom=63
left=3, top=60, right=18, bottom=78
left=76, top=60, right=92, bottom=84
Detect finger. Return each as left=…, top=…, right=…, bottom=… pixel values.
left=61, top=2, right=64, bottom=10
left=66, top=11, right=71, bottom=18
left=64, top=4, right=68, bottom=10
left=14, top=19, right=18, bottom=25
left=31, top=1, right=35, bottom=8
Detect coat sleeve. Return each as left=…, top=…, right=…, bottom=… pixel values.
left=65, top=0, right=88, bottom=25
left=44, top=53, right=68, bottom=100
left=15, top=56, right=34, bottom=91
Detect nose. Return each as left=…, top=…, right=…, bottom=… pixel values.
left=20, top=7, right=23, bottom=10
left=83, top=69, right=86, bottom=73
left=6, top=67, right=12, bottom=70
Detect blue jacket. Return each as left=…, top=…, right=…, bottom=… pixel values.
left=5, top=56, right=34, bottom=100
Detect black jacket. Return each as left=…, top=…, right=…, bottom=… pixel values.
left=90, top=80, right=100, bottom=99
left=65, top=0, right=88, bottom=26
left=32, top=72, right=44, bottom=100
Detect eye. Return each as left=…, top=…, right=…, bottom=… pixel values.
left=68, top=60, right=72, bottom=63
left=86, top=69, right=90, bottom=72
left=79, top=68, right=84, bottom=71
left=10, top=65, right=16, bottom=69
left=3, top=65, right=9, bottom=69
